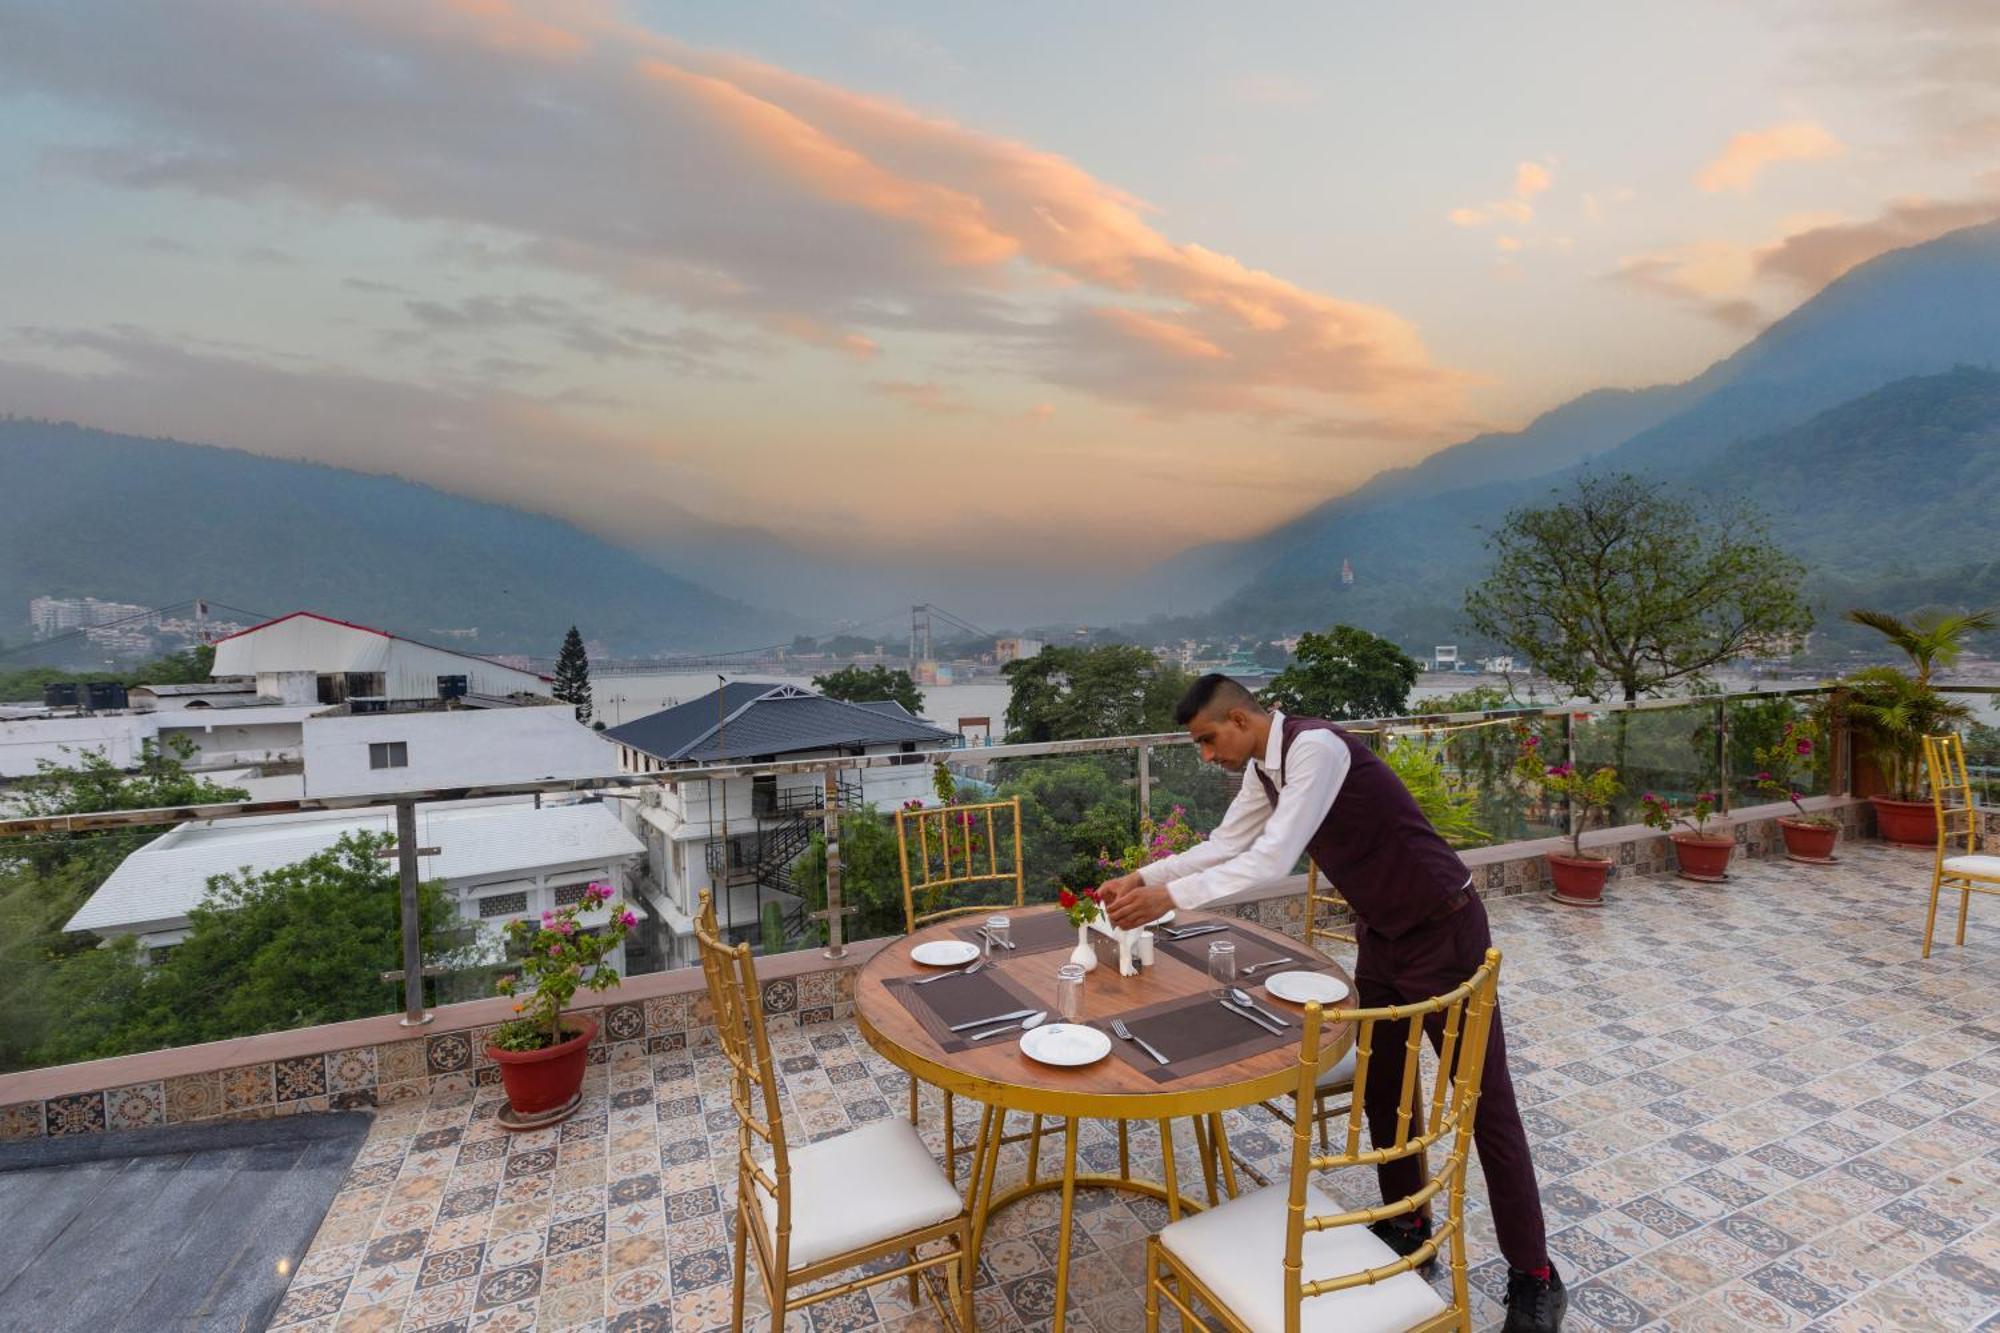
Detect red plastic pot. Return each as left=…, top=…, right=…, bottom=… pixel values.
left=1778, top=817, right=1841, bottom=863
left=1868, top=796, right=1936, bottom=848
left=1669, top=832, right=1734, bottom=882
left=488, top=1015, right=597, bottom=1117
left=1547, top=853, right=1612, bottom=906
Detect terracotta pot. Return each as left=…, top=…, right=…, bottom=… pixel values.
left=1868, top=795, right=1937, bottom=848
left=1778, top=817, right=1841, bottom=863
left=1547, top=853, right=1612, bottom=906
left=488, top=1015, right=597, bottom=1117
left=1669, top=832, right=1734, bottom=882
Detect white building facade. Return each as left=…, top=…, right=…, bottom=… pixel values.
left=212, top=611, right=550, bottom=706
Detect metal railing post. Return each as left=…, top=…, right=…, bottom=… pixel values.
left=1715, top=698, right=1731, bottom=814
left=1563, top=713, right=1578, bottom=844
left=395, top=798, right=432, bottom=1027
left=821, top=767, right=847, bottom=959
left=1136, top=742, right=1152, bottom=823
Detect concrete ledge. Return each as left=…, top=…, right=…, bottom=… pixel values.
left=0, top=796, right=1873, bottom=1138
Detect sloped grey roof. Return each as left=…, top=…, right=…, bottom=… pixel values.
left=605, top=683, right=953, bottom=762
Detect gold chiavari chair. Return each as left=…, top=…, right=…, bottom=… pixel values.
left=1922, top=732, right=2000, bottom=958
left=1258, top=863, right=1360, bottom=1152
left=695, top=891, right=975, bottom=1330
left=1147, top=948, right=1502, bottom=1333
left=896, top=796, right=1027, bottom=1184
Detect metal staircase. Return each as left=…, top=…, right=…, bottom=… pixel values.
left=705, top=777, right=864, bottom=943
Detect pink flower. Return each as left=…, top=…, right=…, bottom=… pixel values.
left=1789, top=790, right=1803, bottom=802
left=1795, top=739, right=1812, bottom=755
left=557, top=920, right=576, bottom=936
left=540, top=910, right=555, bottom=926
left=587, top=882, right=614, bottom=902
left=1523, top=735, right=1540, bottom=748
left=1756, top=771, right=1771, bottom=782
left=548, top=944, right=564, bottom=958
left=618, top=909, right=638, bottom=928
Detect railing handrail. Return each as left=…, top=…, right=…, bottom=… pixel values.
left=8, top=680, right=1992, bottom=840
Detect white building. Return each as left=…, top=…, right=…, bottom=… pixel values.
left=211, top=611, right=550, bottom=706
left=994, top=637, right=1044, bottom=664
left=301, top=705, right=619, bottom=798
left=129, top=681, right=261, bottom=712
left=64, top=800, right=645, bottom=971
left=604, top=683, right=953, bottom=957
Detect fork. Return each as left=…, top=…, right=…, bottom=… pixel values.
left=913, top=959, right=985, bottom=986
left=1110, top=1018, right=1169, bottom=1066
left=1238, top=955, right=1296, bottom=977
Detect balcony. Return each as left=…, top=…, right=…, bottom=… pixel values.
left=1, top=690, right=1996, bottom=1329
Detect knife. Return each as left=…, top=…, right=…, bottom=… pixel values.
left=947, top=1007, right=1036, bottom=1033
left=1218, top=998, right=1285, bottom=1036
left=1161, top=923, right=1229, bottom=940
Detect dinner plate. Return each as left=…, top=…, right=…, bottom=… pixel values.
left=910, top=940, right=980, bottom=967
left=1263, top=971, right=1350, bottom=1005
left=1020, top=1023, right=1112, bottom=1067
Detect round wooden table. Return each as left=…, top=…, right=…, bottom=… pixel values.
left=856, top=905, right=1354, bottom=1331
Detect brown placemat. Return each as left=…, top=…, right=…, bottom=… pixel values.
left=1154, top=921, right=1314, bottom=975
left=884, top=967, right=1043, bottom=1053
left=950, top=911, right=1079, bottom=957
left=1095, top=990, right=1296, bottom=1084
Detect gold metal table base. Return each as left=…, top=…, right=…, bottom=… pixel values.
left=961, top=1105, right=1242, bottom=1332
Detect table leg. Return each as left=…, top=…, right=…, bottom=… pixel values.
left=1027, top=1114, right=1044, bottom=1184
left=1190, top=1116, right=1220, bottom=1206
left=970, top=1104, right=1004, bottom=1261
left=1051, top=1116, right=1080, bottom=1333
left=1209, top=1111, right=1239, bottom=1198
left=1156, top=1119, right=1183, bottom=1223
left=1118, top=1120, right=1130, bottom=1181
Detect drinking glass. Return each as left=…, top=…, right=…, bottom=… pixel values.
left=1055, top=963, right=1086, bottom=1023
left=985, top=913, right=1011, bottom=955
left=1207, top=940, right=1236, bottom=996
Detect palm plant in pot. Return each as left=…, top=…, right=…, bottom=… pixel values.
left=1752, top=715, right=1840, bottom=862
left=1513, top=730, right=1621, bottom=905
left=1639, top=788, right=1732, bottom=881
left=488, top=883, right=638, bottom=1128
left=1841, top=606, right=1991, bottom=846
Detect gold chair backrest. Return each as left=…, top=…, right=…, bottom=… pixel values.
left=1304, top=862, right=1356, bottom=950
left=1924, top=732, right=1980, bottom=858
left=693, top=890, right=793, bottom=1258
left=1283, top=948, right=1501, bottom=1320
left=895, top=796, right=1026, bottom=932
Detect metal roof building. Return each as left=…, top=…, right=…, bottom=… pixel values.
left=212, top=612, right=550, bottom=705
left=603, top=683, right=953, bottom=766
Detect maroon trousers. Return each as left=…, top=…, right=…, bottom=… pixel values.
left=1352, top=892, right=1549, bottom=1273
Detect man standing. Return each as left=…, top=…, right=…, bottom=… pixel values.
left=1099, top=674, right=1564, bottom=1331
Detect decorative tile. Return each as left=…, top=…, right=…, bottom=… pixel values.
left=272, top=1055, right=327, bottom=1103
left=427, top=1031, right=472, bottom=1074
left=376, top=1039, right=428, bottom=1084
left=163, top=1072, right=222, bottom=1124
left=221, top=1063, right=274, bottom=1111
left=43, top=1092, right=105, bottom=1137
left=604, top=1002, right=645, bottom=1042
left=0, top=1102, right=45, bottom=1140
left=103, top=1082, right=165, bottom=1130
left=326, top=1047, right=377, bottom=1093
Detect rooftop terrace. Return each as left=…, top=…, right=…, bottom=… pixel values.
left=253, top=841, right=1998, bottom=1332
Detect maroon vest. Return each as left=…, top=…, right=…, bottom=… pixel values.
left=1255, top=715, right=1470, bottom=940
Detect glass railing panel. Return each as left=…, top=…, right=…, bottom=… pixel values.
left=1569, top=703, right=1723, bottom=828
left=1722, top=693, right=1831, bottom=810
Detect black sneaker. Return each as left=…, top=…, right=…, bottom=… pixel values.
left=1367, top=1216, right=1436, bottom=1275
left=1503, top=1263, right=1567, bottom=1332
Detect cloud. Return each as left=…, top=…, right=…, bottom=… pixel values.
left=872, top=380, right=973, bottom=414
left=1609, top=245, right=1767, bottom=330
left=1449, top=160, right=1554, bottom=228
left=1802, top=1, right=2000, bottom=156
left=0, top=0, right=1464, bottom=438
left=1695, top=120, right=1845, bottom=193
left=1513, top=162, right=1552, bottom=200
left=1751, top=188, right=2000, bottom=287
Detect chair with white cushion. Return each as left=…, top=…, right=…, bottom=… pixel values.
left=695, top=891, right=973, bottom=1330
left=1922, top=732, right=2000, bottom=959
left=1147, top=948, right=1501, bottom=1333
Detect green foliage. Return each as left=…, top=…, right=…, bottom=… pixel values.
left=1098, top=806, right=1204, bottom=877
left=1840, top=665, right=1974, bottom=799
left=811, top=663, right=925, bottom=715
left=1511, top=729, right=1620, bottom=858
left=1750, top=714, right=1836, bottom=825
left=1465, top=472, right=1813, bottom=702
left=1001, top=646, right=1190, bottom=743
left=553, top=626, right=592, bottom=723
left=992, top=756, right=1138, bottom=897
left=1380, top=739, right=1488, bottom=848
left=1259, top=625, right=1420, bottom=720
left=0, top=644, right=216, bottom=703
left=493, top=881, right=634, bottom=1049
left=794, top=807, right=910, bottom=943
left=1844, top=606, right=1995, bottom=688
left=1638, top=788, right=1720, bottom=838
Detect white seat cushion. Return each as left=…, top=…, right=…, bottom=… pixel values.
left=758, top=1117, right=963, bottom=1268
left=1943, top=853, right=2000, bottom=879
left=1316, top=1045, right=1358, bottom=1092
left=1160, top=1181, right=1448, bottom=1332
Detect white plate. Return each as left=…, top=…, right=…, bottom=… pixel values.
left=1020, top=1023, right=1112, bottom=1067
left=911, top=940, right=980, bottom=967
left=1264, top=971, right=1350, bottom=1005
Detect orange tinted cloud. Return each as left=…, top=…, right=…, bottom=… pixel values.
left=1695, top=121, right=1845, bottom=193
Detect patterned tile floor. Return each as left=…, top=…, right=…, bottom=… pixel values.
left=271, top=843, right=2000, bottom=1332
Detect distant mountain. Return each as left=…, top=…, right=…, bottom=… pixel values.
left=0, top=421, right=785, bottom=655
left=1172, top=220, right=2000, bottom=649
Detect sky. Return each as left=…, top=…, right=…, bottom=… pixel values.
left=1, top=0, right=1997, bottom=576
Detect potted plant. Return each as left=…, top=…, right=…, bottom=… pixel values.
left=489, top=883, right=638, bottom=1127
left=1752, top=716, right=1841, bottom=862
left=1842, top=608, right=1992, bottom=846
left=1639, top=789, right=1732, bottom=881
left=1057, top=881, right=1104, bottom=973
left=1513, top=732, right=1621, bottom=906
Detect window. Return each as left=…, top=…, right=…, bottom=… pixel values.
left=478, top=891, right=529, bottom=918
left=369, top=741, right=409, bottom=769
left=554, top=883, right=590, bottom=907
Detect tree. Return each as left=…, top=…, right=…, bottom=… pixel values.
left=1251, top=640, right=1291, bottom=670
left=1002, top=646, right=1191, bottom=743
left=993, top=757, right=1137, bottom=895
left=1260, top=626, right=1420, bottom=720
left=1844, top=607, right=1996, bottom=687
left=1464, top=472, right=1813, bottom=702
left=553, top=625, right=593, bottom=722
left=811, top=663, right=925, bottom=715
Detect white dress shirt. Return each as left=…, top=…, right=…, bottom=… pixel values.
left=1138, top=711, right=1351, bottom=910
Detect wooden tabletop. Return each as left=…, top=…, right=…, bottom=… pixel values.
left=855, top=906, right=1354, bottom=1119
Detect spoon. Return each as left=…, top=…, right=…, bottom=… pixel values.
left=1229, top=986, right=1292, bottom=1027
left=914, top=959, right=985, bottom=986
left=969, top=1010, right=1047, bottom=1042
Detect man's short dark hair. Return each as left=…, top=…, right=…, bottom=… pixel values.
left=1174, top=673, right=1263, bottom=726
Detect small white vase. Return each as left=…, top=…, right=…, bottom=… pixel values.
left=1069, top=925, right=1099, bottom=973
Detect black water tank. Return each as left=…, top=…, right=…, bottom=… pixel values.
left=43, top=682, right=80, bottom=709
left=85, top=681, right=127, bottom=711
left=437, top=674, right=468, bottom=700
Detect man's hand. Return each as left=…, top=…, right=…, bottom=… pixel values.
left=1099, top=873, right=1174, bottom=930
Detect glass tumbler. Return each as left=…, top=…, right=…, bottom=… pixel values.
left=1207, top=939, right=1237, bottom=995
left=985, top=913, right=1011, bottom=955
left=1055, top=963, right=1086, bottom=1023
